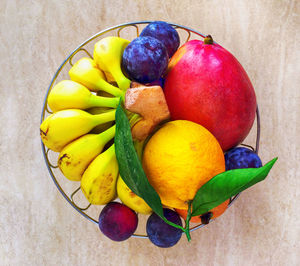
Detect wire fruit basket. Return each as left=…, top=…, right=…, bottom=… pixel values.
left=40, top=21, right=261, bottom=238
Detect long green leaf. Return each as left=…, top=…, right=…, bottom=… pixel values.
left=114, top=103, right=188, bottom=236
left=191, top=158, right=278, bottom=216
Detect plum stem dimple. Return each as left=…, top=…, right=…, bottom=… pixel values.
left=204, top=35, right=214, bottom=45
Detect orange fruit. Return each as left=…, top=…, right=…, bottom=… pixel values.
left=142, top=120, right=225, bottom=210
left=175, top=199, right=230, bottom=223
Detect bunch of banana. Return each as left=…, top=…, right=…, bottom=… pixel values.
left=40, top=36, right=152, bottom=212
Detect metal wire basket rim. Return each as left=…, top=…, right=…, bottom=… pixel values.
left=41, top=21, right=259, bottom=239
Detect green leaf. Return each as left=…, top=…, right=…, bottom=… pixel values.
left=191, top=158, right=278, bottom=217
left=114, top=103, right=189, bottom=238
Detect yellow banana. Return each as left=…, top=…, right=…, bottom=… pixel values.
left=117, top=175, right=152, bottom=214
left=40, top=109, right=116, bottom=152
left=58, top=125, right=115, bottom=181
left=94, top=37, right=131, bottom=91
left=69, top=57, right=124, bottom=97
left=87, top=107, right=114, bottom=134
left=48, top=80, right=120, bottom=112
left=81, top=144, right=118, bottom=205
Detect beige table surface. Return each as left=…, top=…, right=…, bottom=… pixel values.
left=1, top=0, right=299, bottom=265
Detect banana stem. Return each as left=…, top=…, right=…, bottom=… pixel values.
left=98, top=125, right=116, bottom=142
left=96, top=79, right=125, bottom=97
left=90, top=95, right=120, bottom=109
left=129, top=113, right=142, bottom=127
left=112, top=70, right=131, bottom=91
left=93, top=109, right=116, bottom=125
left=105, top=143, right=116, bottom=156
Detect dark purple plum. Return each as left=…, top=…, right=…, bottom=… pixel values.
left=140, top=21, right=180, bottom=57
left=225, top=147, right=262, bottom=171
left=146, top=208, right=182, bottom=248
left=122, top=36, right=169, bottom=83
left=98, top=202, right=138, bottom=241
